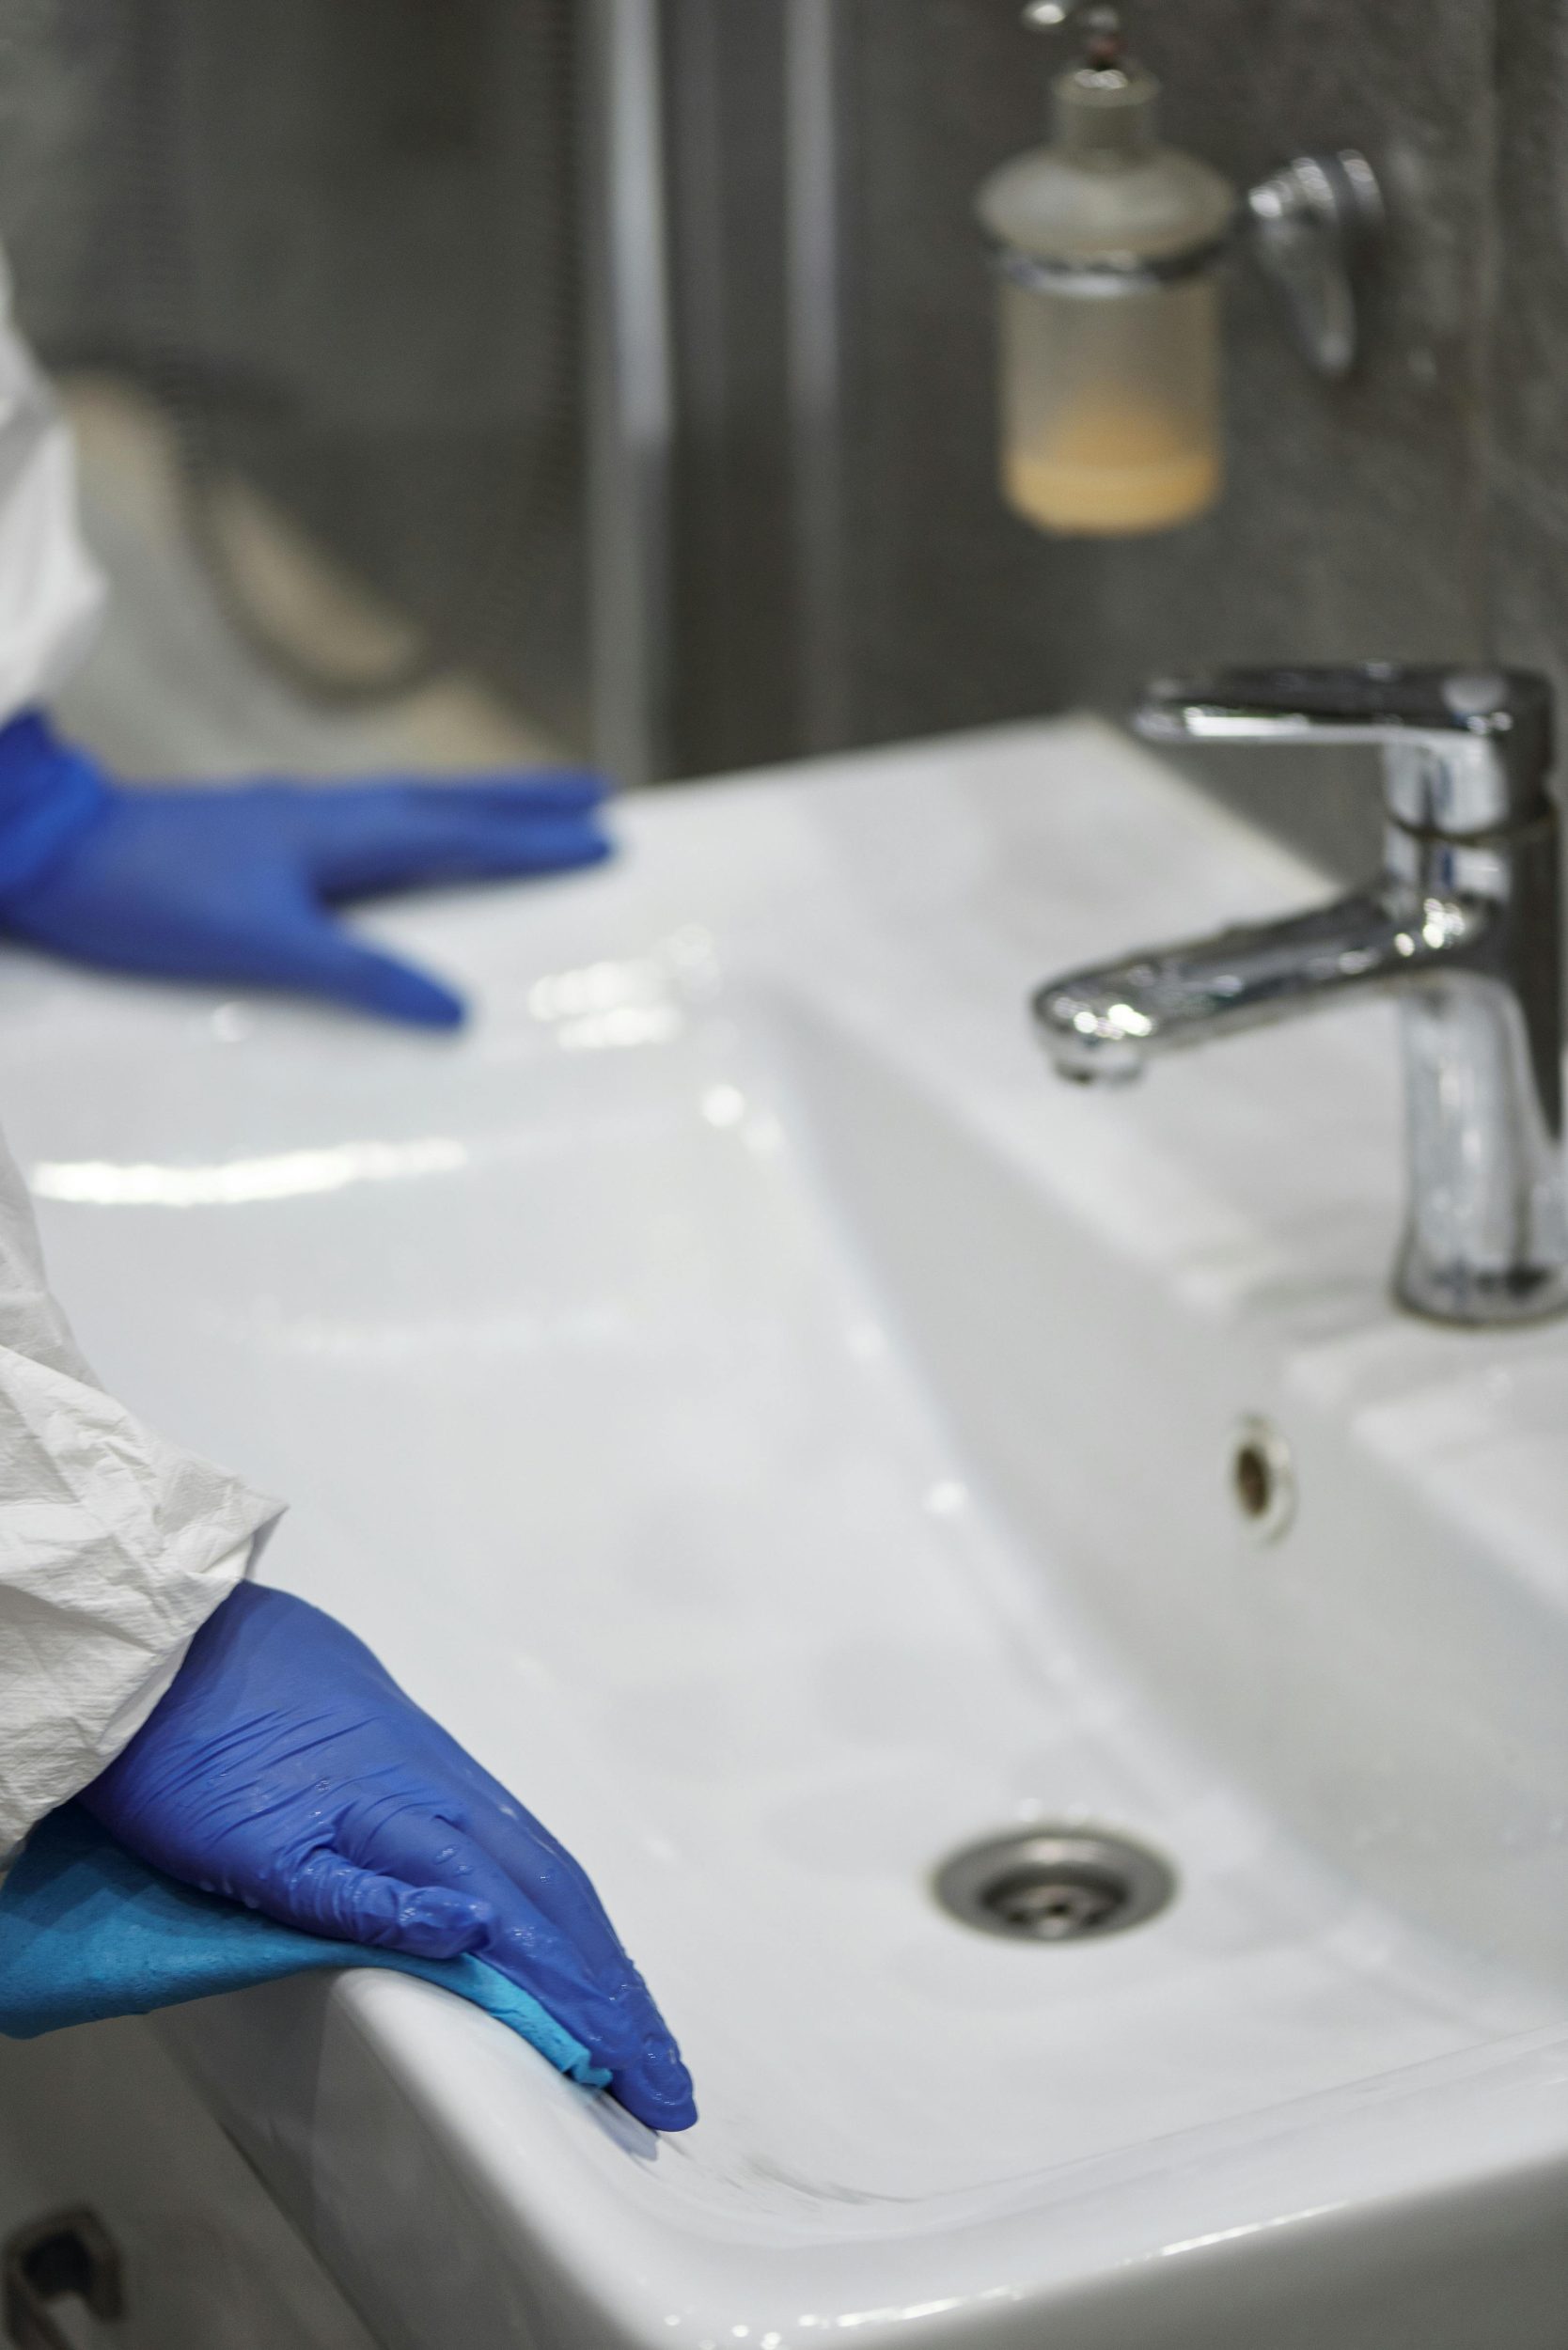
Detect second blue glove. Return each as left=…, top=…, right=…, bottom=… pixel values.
left=0, top=713, right=613, bottom=1027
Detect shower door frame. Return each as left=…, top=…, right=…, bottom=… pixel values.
left=582, top=0, right=853, bottom=786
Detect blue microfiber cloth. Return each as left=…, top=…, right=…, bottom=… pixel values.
left=0, top=1803, right=612, bottom=2089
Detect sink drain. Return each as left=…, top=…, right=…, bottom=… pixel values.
left=933, top=1828, right=1177, bottom=1943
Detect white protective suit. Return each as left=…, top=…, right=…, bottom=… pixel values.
left=0, top=257, right=277, bottom=1859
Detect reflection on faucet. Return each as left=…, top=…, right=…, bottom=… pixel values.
left=1033, top=666, right=1568, bottom=1327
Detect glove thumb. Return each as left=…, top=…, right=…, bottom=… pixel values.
left=281, top=1849, right=494, bottom=1960
left=268, top=909, right=468, bottom=1028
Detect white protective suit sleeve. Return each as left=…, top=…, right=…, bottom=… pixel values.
left=0, top=245, right=106, bottom=726
left=0, top=1112, right=278, bottom=1858
left=0, top=257, right=282, bottom=1857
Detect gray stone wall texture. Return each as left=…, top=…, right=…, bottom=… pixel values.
left=3, top=2, right=1568, bottom=887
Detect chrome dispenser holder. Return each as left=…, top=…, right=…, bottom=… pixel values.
left=1019, top=6, right=1386, bottom=383
left=1247, top=150, right=1384, bottom=381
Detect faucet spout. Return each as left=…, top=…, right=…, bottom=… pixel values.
left=1035, top=885, right=1467, bottom=1085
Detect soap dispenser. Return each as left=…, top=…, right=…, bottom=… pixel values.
left=976, top=4, right=1236, bottom=536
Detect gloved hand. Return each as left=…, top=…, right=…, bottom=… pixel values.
left=0, top=713, right=613, bottom=1027
left=81, top=1583, right=697, bottom=2133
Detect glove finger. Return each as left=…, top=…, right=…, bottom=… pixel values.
left=288, top=798, right=613, bottom=900
left=470, top=1824, right=696, bottom=2143
left=259, top=910, right=468, bottom=1027
left=405, top=1749, right=695, bottom=2127
left=447, top=1822, right=698, bottom=2136
left=346, top=1810, right=649, bottom=2059
left=277, top=1849, right=494, bottom=1960
left=400, top=1725, right=654, bottom=1994
left=345, top=1805, right=691, bottom=2106
left=460, top=1789, right=640, bottom=1982
left=387, top=773, right=609, bottom=817
left=612, top=2033, right=700, bottom=2135
left=279, top=776, right=607, bottom=878
left=281, top=774, right=608, bottom=834
left=327, top=816, right=611, bottom=901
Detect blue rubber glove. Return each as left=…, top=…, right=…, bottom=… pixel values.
left=81, top=1584, right=697, bottom=2133
left=0, top=713, right=613, bottom=1028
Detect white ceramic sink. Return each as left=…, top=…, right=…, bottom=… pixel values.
left=3, top=719, right=1566, bottom=2349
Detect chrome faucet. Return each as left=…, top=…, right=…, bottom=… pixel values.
left=1034, top=665, right=1568, bottom=1327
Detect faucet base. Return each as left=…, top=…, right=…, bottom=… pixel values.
left=1395, top=1255, right=1568, bottom=1330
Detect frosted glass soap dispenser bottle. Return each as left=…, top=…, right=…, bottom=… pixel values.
left=976, top=5, right=1236, bottom=536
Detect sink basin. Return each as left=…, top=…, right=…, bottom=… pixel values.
left=3, top=718, right=1566, bottom=2348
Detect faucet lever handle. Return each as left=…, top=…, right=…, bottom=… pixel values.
left=1134, top=664, right=1553, bottom=833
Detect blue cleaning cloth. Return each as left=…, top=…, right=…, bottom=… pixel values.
left=0, top=1804, right=612, bottom=2089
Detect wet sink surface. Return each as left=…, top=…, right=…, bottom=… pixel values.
left=2, top=719, right=1566, bottom=2348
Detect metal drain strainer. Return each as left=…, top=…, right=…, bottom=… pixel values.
left=933, top=1827, right=1177, bottom=1943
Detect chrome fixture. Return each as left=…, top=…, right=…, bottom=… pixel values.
left=1034, top=666, right=1568, bottom=1329
left=1247, top=150, right=1384, bottom=382
left=583, top=0, right=677, bottom=788
left=933, top=1827, right=1177, bottom=1942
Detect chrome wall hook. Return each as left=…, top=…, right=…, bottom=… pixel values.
left=1246, top=150, right=1384, bottom=381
